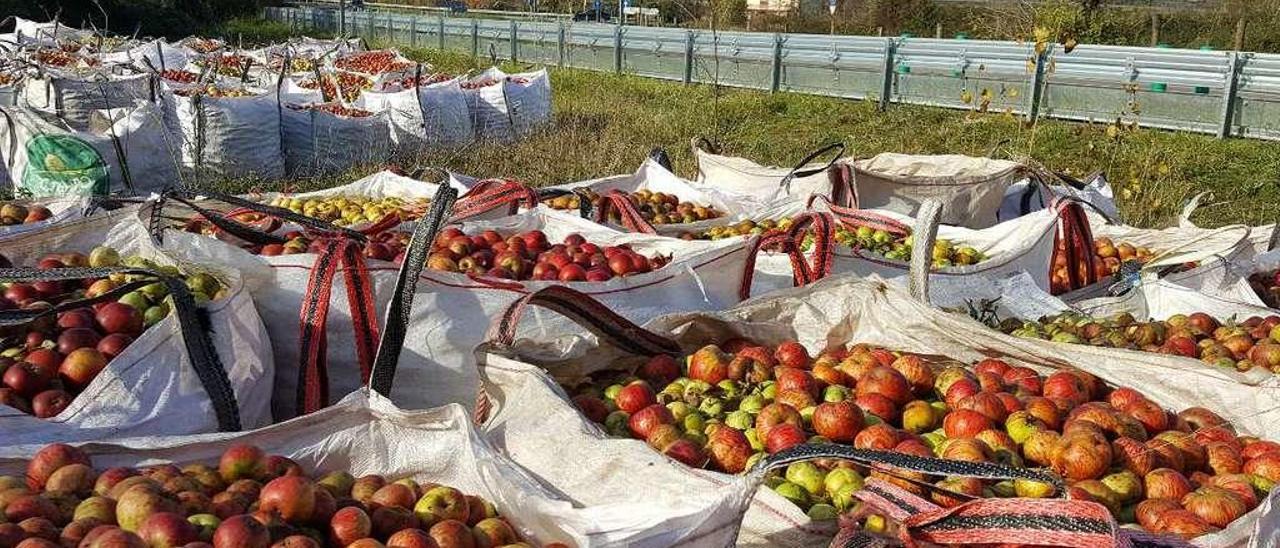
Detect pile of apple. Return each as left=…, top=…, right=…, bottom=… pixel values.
left=263, top=195, right=432, bottom=228
left=458, top=76, right=529, bottom=90
left=541, top=189, right=724, bottom=226
left=1247, top=269, right=1280, bottom=309
left=184, top=38, right=224, bottom=54
left=1050, top=237, right=1159, bottom=294
left=333, top=51, right=412, bottom=75
left=195, top=54, right=255, bottom=78
left=298, top=72, right=373, bottom=103
left=286, top=104, right=374, bottom=118
left=424, top=228, right=669, bottom=282
left=178, top=211, right=412, bottom=261
left=0, top=247, right=224, bottom=419
left=33, top=50, right=97, bottom=68
left=565, top=339, right=1280, bottom=538
left=159, top=70, right=200, bottom=84
left=172, top=86, right=255, bottom=99
left=0, top=203, right=53, bottom=226
left=378, top=73, right=453, bottom=92
left=268, top=55, right=318, bottom=74
left=0, top=72, right=17, bottom=87
left=0, top=442, right=561, bottom=548
left=677, top=218, right=795, bottom=241
left=1004, top=312, right=1280, bottom=375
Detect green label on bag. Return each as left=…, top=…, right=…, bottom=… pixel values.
left=21, top=134, right=109, bottom=197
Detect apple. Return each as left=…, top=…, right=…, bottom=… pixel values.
left=212, top=515, right=271, bottom=548
left=329, top=506, right=372, bottom=546
left=219, top=445, right=266, bottom=482
left=811, top=401, right=863, bottom=442
left=95, top=302, right=144, bottom=336
left=31, top=390, right=72, bottom=418
left=413, top=486, right=469, bottom=528
left=138, top=512, right=199, bottom=547
left=259, top=475, right=318, bottom=523
left=613, top=382, right=655, bottom=414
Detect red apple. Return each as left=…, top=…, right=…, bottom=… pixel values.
left=811, top=401, right=864, bottom=443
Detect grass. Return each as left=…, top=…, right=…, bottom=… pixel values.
left=212, top=20, right=1280, bottom=229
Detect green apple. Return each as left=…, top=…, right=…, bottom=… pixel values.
left=807, top=503, right=838, bottom=521
left=88, top=246, right=121, bottom=267
left=773, top=481, right=810, bottom=508
left=784, top=462, right=825, bottom=496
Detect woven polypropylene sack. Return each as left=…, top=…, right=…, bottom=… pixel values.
left=20, top=71, right=153, bottom=129
left=171, top=87, right=284, bottom=180
left=545, top=158, right=747, bottom=237
left=846, top=153, right=1030, bottom=229
left=0, top=102, right=180, bottom=196
left=479, top=274, right=1280, bottom=547
left=504, top=69, right=552, bottom=136
left=692, top=144, right=843, bottom=211
left=281, top=104, right=391, bottom=176
left=0, top=197, right=89, bottom=241
left=462, top=68, right=515, bottom=142
left=0, top=206, right=274, bottom=443
left=373, top=206, right=756, bottom=414
left=0, top=391, right=595, bottom=547
left=355, top=78, right=474, bottom=148
left=748, top=205, right=1064, bottom=307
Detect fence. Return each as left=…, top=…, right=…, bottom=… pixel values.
left=267, top=5, right=1280, bottom=141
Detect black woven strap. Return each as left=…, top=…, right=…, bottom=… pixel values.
left=755, top=443, right=1065, bottom=495
left=781, top=142, right=846, bottom=194
left=367, top=184, right=459, bottom=396
left=0, top=266, right=241, bottom=432
left=647, top=147, right=673, bottom=172
left=149, top=188, right=367, bottom=245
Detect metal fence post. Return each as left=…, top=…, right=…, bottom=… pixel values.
left=439, top=17, right=446, bottom=51
left=683, top=30, right=694, bottom=84
left=1025, top=45, right=1049, bottom=124
left=770, top=33, right=783, bottom=93
left=557, top=22, right=566, bottom=67
left=511, top=21, right=519, bottom=62
left=387, top=13, right=395, bottom=43
left=471, top=19, right=479, bottom=58
left=411, top=16, right=418, bottom=48
left=613, top=26, right=623, bottom=74
left=1219, top=52, right=1242, bottom=138
left=878, top=38, right=895, bottom=110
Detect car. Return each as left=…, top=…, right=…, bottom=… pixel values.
left=573, top=7, right=612, bottom=21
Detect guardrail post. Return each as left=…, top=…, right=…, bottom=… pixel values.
left=367, top=11, right=375, bottom=40
left=339, top=2, right=346, bottom=38
left=613, top=25, right=624, bottom=74
left=770, top=33, right=783, bottom=93
left=471, top=19, right=479, bottom=58
left=557, top=22, right=566, bottom=66
left=878, top=38, right=895, bottom=110
left=511, top=21, right=519, bottom=62
left=411, top=16, right=418, bottom=48
left=387, top=13, right=395, bottom=43
left=683, top=30, right=694, bottom=84
left=1219, top=52, right=1242, bottom=138
left=1025, top=45, right=1049, bottom=124
left=439, top=16, right=446, bottom=50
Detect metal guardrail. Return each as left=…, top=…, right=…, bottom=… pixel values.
left=268, top=6, right=1280, bottom=141
left=290, top=0, right=573, bottom=22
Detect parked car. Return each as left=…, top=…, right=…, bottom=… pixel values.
left=441, top=0, right=468, bottom=13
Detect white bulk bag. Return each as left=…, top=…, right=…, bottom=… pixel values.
left=356, top=77, right=474, bottom=148
left=0, top=207, right=273, bottom=443
left=691, top=141, right=848, bottom=210
left=98, top=39, right=191, bottom=73
left=21, top=70, right=154, bottom=129
left=544, top=158, right=745, bottom=236
left=0, top=197, right=89, bottom=241
left=364, top=205, right=756, bottom=416
left=281, top=103, right=391, bottom=176
left=503, top=68, right=552, bottom=136
left=0, top=391, right=586, bottom=548
left=998, top=170, right=1120, bottom=223
left=462, top=67, right=552, bottom=141
left=748, top=200, right=1070, bottom=307
left=476, top=275, right=1280, bottom=547
left=0, top=102, right=180, bottom=196
left=171, top=87, right=284, bottom=180
left=151, top=174, right=524, bottom=421
left=845, top=153, right=1034, bottom=229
